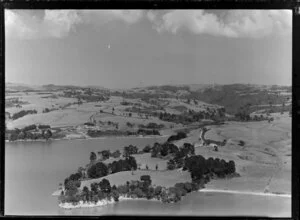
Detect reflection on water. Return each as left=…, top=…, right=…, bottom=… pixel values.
left=5, top=137, right=291, bottom=216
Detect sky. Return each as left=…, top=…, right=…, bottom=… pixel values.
left=5, top=9, right=292, bottom=89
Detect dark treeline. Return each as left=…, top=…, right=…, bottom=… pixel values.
left=64, top=156, right=138, bottom=188
left=167, top=131, right=187, bottom=142
left=138, top=122, right=165, bottom=130
left=86, top=129, right=160, bottom=138
left=151, top=142, right=180, bottom=158
left=6, top=124, right=52, bottom=141
left=183, top=155, right=236, bottom=181
left=60, top=154, right=237, bottom=206
left=86, top=130, right=131, bottom=137
left=59, top=173, right=202, bottom=205
left=11, top=109, right=37, bottom=120
left=137, top=129, right=160, bottom=136
left=154, top=108, right=225, bottom=124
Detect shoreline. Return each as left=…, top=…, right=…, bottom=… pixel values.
left=59, top=196, right=160, bottom=209
left=5, top=134, right=169, bottom=144
left=58, top=188, right=291, bottom=210
left=199, top=188, right=291, bottom=198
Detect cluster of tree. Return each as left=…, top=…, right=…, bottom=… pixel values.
left=64, top=172, right=82, bottom=191
left=63, top=90, right=109, bottom=103
left=11, top=109, right=37, bottom=120
left=138, top=123, right=165, bottom=130
left=18, top=124, right=50, bottom=132
left=107, top=156, right=137, bottom=174
left=111, top=150, right=122, bottom=158
left=22, top=124, right=37, bottom=132
left=42, top=107, right=58, bottom=113
left=120, top=101, right=132, bottom=106
left=86, top=130, right=128, bottom=138
left=167, top=131, right=187, bottom=142
left=90, top=150, right=121, bottom=162
left=117, top=91, right=171, bottom=100
left=137, top=129, right=160, bottom=136
left=123, top=106, right=153, bottom=117
left=203, top=139, right=227, bottom=147
left=38, top=124, right=51, bottom=129
left=183, top=155, right=236, bottom=181
left=148, top=85, right=190, bottom=93
left=87, top=156, right=137, bottom=179
left=155, top=109, right=222, bottom=124
left=59, top=178, right=119, bottom=205
left=123, top=145, right=138, bottom=157
left=126, top=122, right=134, bottom=128
left=97, top=150, right=110, bottom=160
left=7, top=127, right=52, bottom=141
left=151, top=142, right=179, bottom=158
left=84, top=122, right=95, bottom=126
left=166, top=143, right=195, bottom=169
left=233, top=111, right=274, bottom=122
left=59, top=173, right=203, bottom=206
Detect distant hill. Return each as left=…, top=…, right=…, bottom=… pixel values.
left=125, top=83, right=291, bottom=115
left=5, top=82, right=43, bottom=91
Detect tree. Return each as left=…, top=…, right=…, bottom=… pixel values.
left=143, top=145, right=151, bottom=153
left=90, top=152, right=97, bottom=163
left=140, top=175, right=151, bottom=183
left=167, top=159, right=176, bottom=170
left=77, top=167, right=85, bottom=179
left=99, top=178, right=111, bottom=193
left=111, top=150, right=121, bottom=158
left=183, top=182, right=192, bottom=193
left=43, top=129, right=52, bottom=140
left=228, top=160, right=236, bottom=174
left=17, top=131, right=26, bottom=139
left=112, top=190, right=120, bottom=202
left=117, top=184, right=129, bottom=194
left=65, top=180, right=79, bottom=196
left=91, top=182, right=99, bottom=194
left=87, top=162, right=108, bottom=178
left=154, top=186, right=162, bottom=197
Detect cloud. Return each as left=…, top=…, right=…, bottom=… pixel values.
left=5, top=10, right=144, bottom=39
left=43, top=10, right=82, bottom=38
left=5, top=9, right=292, bottom=39
left=5, top=10, right=39, bottom=39
left=148, top=10, right=292, bottom=38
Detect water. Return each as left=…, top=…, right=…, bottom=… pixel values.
left=5, top=137, right=291, bottom=216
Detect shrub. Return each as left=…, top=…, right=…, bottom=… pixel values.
left=167, top=159, right=176, bottom=170
left=38, top=124, right=51, bottom=129
left=238, top=140, right=245, bottom=146
left=143, top=145, right=151, bottom=153
left=167, top=132, right=187, bottom=142
left=111, top=150, right=121, bottom=158
left=22, top=124, right=36, bottom=132
left=84, top=122, right=95, bottom=126
left=12, top=109, right=37, bottom=120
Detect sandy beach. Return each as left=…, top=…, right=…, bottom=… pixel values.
left=59, top=195, right=159, bottom=209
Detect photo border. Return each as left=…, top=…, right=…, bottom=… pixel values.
left=0, top=1, right=298, bottom=219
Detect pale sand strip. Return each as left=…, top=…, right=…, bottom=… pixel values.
left=59, top=196, right=159, bottom=209
left=199, top=189, right=291, bottom=198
